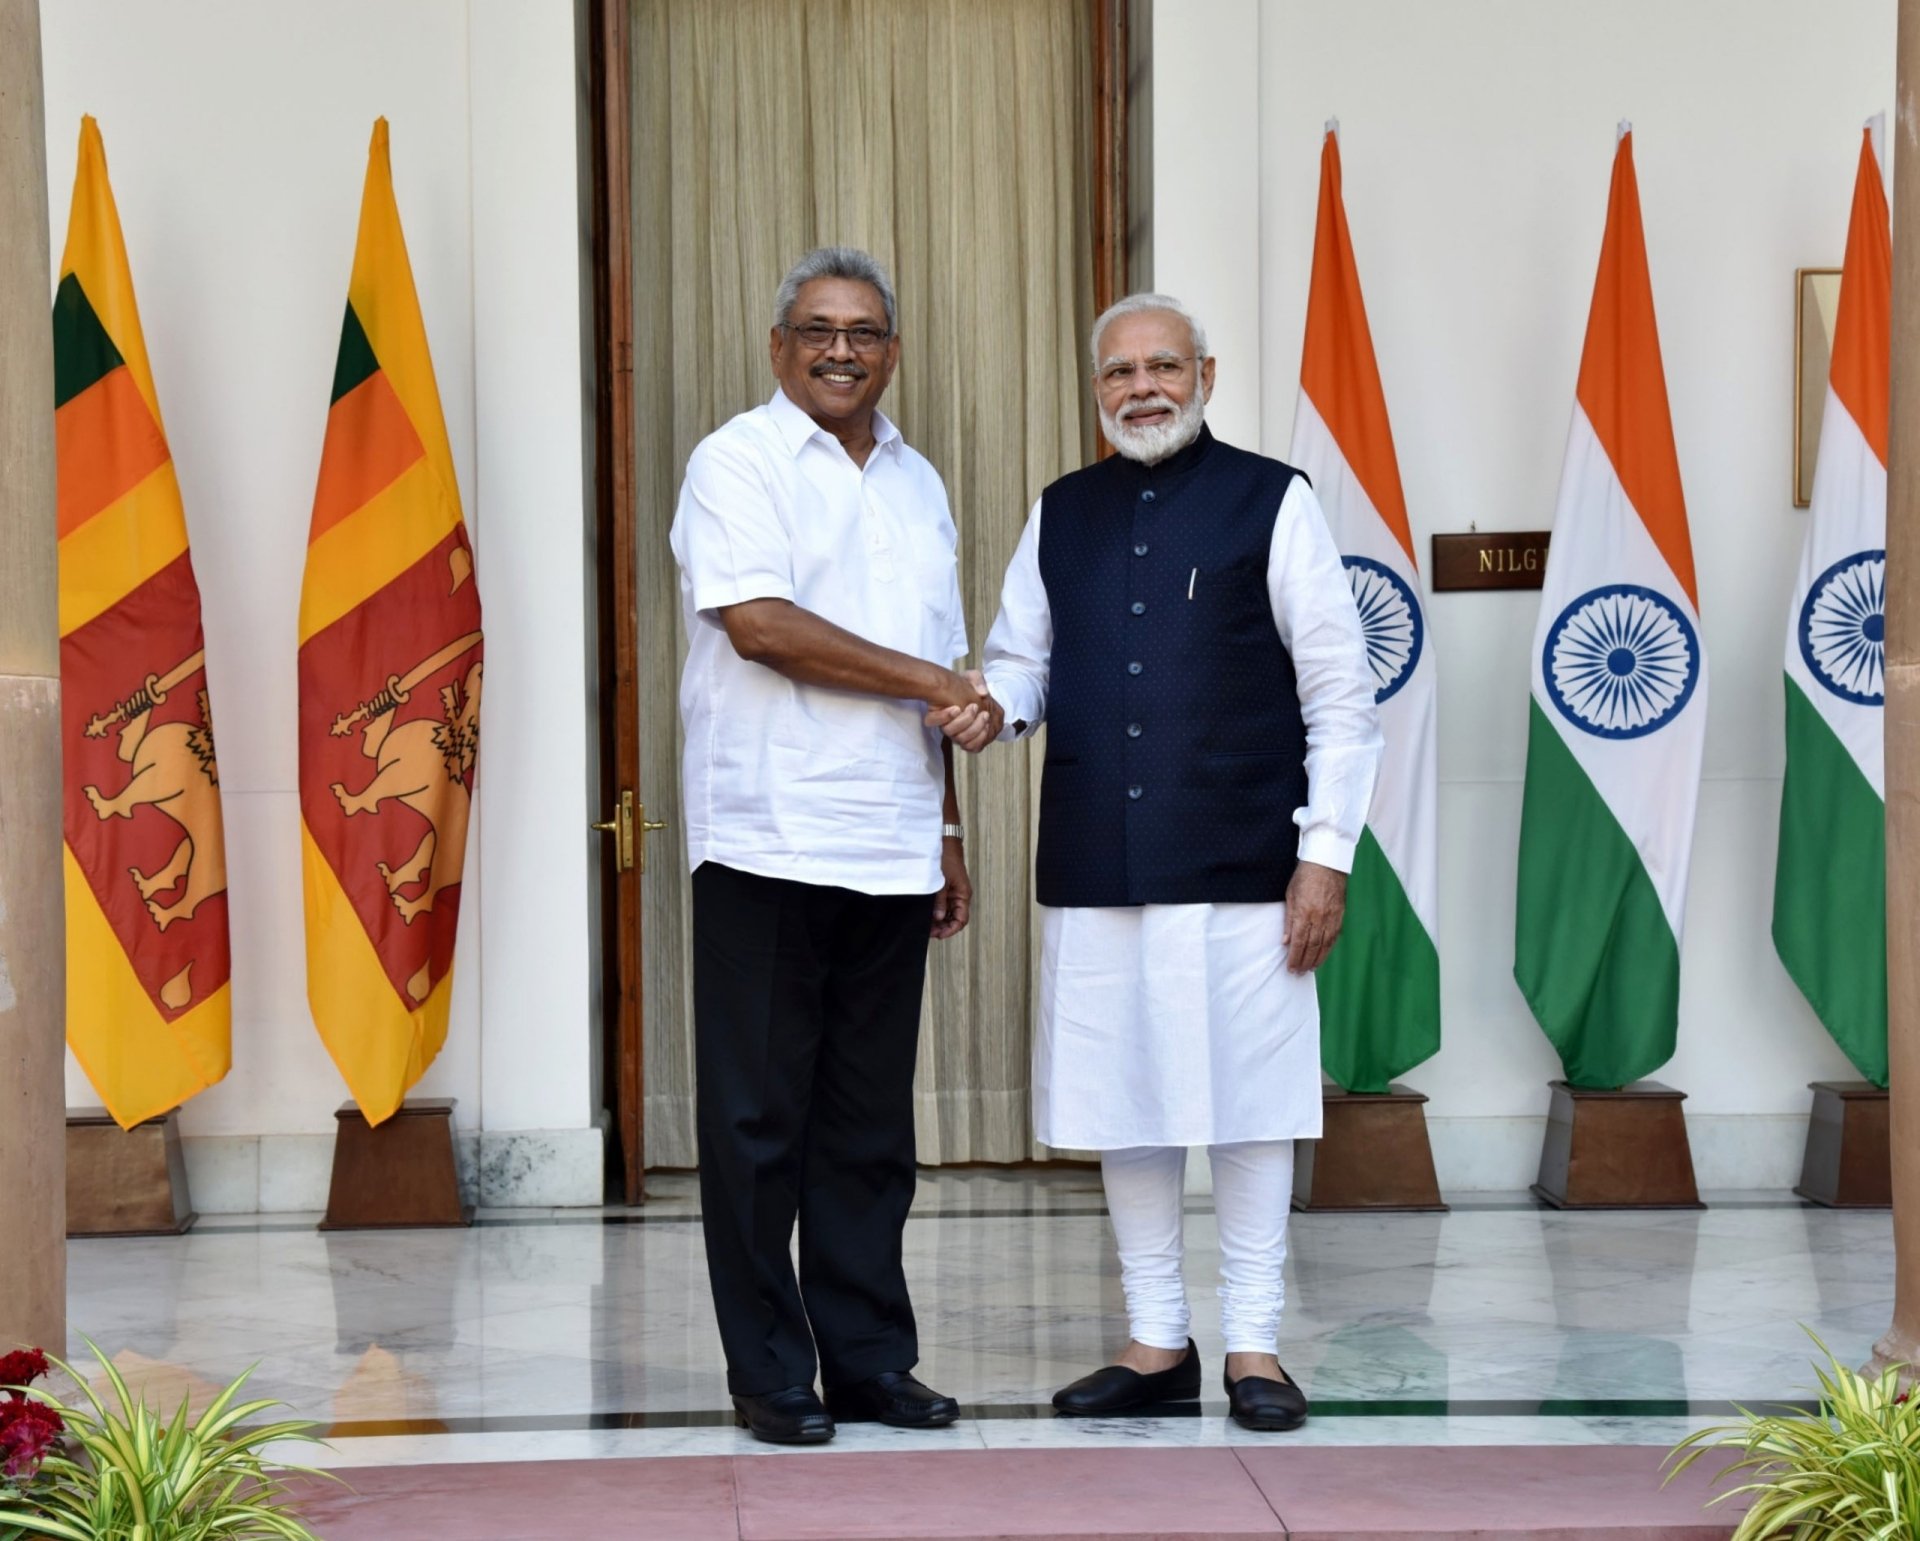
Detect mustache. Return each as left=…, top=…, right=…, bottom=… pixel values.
left=811, top=361, right=869, bottom=379
left=1119, top=396, right=1177, bottom=422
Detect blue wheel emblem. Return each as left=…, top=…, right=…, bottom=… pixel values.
left=1799, top=549, right=1885, bottom=706
left=1344, top=556, right=1423, bottom=705
left=1543, top=583, right=1700, bottom=739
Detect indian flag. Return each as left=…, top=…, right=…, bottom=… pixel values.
left=299, top=121, right=483, bottom=1124
left=56, top=117, right=230, bottom=1128
left=1773, top=123, right=1888, bottom=1087
left=1291, top=124, right=1440, bottom=1093
left=1514, top=127, right=1707, bottom=1090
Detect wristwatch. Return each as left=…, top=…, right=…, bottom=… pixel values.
left=942, top=822, right=966, bottom=842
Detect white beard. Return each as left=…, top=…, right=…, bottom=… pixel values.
left=1099, top=389, right=1207, bottom=465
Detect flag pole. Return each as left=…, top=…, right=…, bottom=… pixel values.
left=0, top=0, right=67, bottom=1358
left=1872, top=0, right=1920, bottom=1387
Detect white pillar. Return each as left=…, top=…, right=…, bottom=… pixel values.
left=0, top=0, right=67, bottom=1357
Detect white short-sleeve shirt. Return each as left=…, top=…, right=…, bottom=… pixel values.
left=670, top=388, right=969, bottom=896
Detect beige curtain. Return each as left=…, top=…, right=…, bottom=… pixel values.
left=631, top=0, right=1096, bottom=1167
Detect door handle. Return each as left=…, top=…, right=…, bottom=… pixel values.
left=637, top=805, right=668, bottom=874
left=593, top=792, right=669, bottom=873
left=591, top=790, right=636, bottom=871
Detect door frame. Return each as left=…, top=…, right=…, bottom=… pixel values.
left=589, top=0, right=644, bottom=1204
left=586, top=0, right=1131, bottom=1201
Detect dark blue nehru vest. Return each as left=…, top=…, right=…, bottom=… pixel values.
left=1035, top=427, right=1310, bottom=908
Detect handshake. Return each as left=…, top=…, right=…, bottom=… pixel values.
left=923, top=668, right=1004, bottom=753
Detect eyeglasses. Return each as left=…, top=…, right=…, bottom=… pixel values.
left=1097, top=355, right=1198, bottom=389
left=781, top=322, right=894, bottom=354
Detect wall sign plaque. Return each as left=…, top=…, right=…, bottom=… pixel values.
left=1431, top=531, right=1551, bottom=591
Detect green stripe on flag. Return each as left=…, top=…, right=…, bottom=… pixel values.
left=331, top=303, right=380, bottom=404
left=1773, top=676, right=1887, bottom=1086
left=1514, top=699, right=1679, bottom=1088
left=1318, top=826, right=1440, bottom=1093
left=52, top=272, right=125, bottom=408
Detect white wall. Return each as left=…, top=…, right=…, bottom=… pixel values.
left=40, top=0, right=599, bottom=1208
left=1154, top=0, right=1896, bottom=1187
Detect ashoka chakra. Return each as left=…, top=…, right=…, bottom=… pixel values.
left=1543, top=583, right=1701, bottom=740
left=1799, top=549, right=1885, bottom=707
left=1344, top=555, right=1424, bottom=705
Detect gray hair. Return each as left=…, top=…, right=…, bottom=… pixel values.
left=1089, top=292, right=1210, bottom=371
left=773, top=246, right=898, bottom=335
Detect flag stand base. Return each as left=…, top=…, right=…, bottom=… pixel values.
left=66, top=1107, right=196, bottom=1237
left=1292, top=1082, right=1448, bottom=1212
left=1531, top=1080, right=1704, bottom=1209
left=320, top=1098, right=473, bottom=1230
left=1794, top=1081, right=1890, bottom=1208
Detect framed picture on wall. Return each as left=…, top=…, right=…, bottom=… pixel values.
left=1795, top=267, right=1842, bottom=508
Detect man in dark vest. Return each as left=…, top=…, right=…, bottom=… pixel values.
left=940, top=293, right=1381, bottom=1431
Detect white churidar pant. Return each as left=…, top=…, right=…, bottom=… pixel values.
left=1101, top=1141, right=1296, bottom=1354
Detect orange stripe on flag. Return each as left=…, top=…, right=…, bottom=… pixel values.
left=1574, top=133, right=1697, bottom=609
left=55, top=366, right=170, bottom=539
left=1828, top=130, right=1891, bottom=469
left=309, top=370, right=427, bottom=543
left=1300, top=130, right=1415, bottom=567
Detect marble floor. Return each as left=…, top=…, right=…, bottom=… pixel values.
left=59, top=1170, right=1893, bottom=1472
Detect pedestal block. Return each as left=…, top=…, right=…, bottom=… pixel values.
left=1531, top=1080, right=1704, bottom=1210
left=1795, top=1081, right=1891, bottom=1208
left=1292, top=1083, right=1447, bottom=1212
left=320, top=1098, right=473, bottom=1230
left=66, top=1108, right=195, bottom=1237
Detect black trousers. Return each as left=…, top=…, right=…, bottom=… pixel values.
left=691, top=861, right=932, bottom=1396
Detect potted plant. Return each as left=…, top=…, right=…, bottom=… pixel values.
left=0, top=1338, right=333, bottom=1540
left=1666, top=1332, right=1918, bottom=1539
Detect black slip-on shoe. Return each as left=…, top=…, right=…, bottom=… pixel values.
left=1222, top=1366, right=1309, bottom=1431
left=732, top=1385, right=835, bottom=1445
left=1051, top=1338, right=1202, bottom=1415
left=823, top=1371, right=960, bottom=1428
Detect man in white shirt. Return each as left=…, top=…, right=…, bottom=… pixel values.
left=670, top=247, right=986, bottom=1445
left=939, top=294, right=1381, bottom=1432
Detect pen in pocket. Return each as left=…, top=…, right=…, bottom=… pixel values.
left=1188, top=567, right=1197, bottom=600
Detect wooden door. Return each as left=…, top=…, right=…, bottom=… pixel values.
left=589, top=0, right=648, bottom=1205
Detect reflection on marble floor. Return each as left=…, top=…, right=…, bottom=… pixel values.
left=62, top=1171, right=1893, bottom=1466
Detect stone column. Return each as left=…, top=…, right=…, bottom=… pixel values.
left=1874, top=0, right=1920, bottom=1388
left=0, top=0, right=65, bottom=1357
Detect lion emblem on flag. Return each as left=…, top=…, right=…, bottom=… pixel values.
left=81, top=648, right=227, bottom=944
left=327, top=632, right=484, bottom=934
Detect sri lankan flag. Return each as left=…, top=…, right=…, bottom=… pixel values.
left=56, top=117, right=230, bottom=1129
left=300, top=120, right=483, bottom=1126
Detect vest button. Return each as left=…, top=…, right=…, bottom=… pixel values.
left=1141, top=489, right=1156, bottom=502
left=1127, top=723, right=1142, bottom=738
left=1127, top=661, right=1143, bottom=676
left=1130, top=601, right=1146, bottom=616
left=1134, top=543, right=1149, bottom=557
left=1128, top=784, right=1144, bottom=800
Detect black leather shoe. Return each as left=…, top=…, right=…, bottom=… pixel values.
left=1052, top=1339, right=1201, bottom=1415
left=731, top=1385, right=835, bottom=1445
left=1223, top=1366, right=1308, bottom=1431
left=824, top=1371, right=959, bottom=1428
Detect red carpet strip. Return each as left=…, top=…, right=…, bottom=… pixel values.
left=290, top=1443, right=1748, bottom=1540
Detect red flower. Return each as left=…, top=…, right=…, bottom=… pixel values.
left=0, top=1351, right=48, bottom=1401
left=0, top=1399, right=63, bottom=1482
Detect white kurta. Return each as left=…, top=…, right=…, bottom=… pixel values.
left=669, top=388, right=968, bottom=897
left=984, top=474, right=1382, bottom=1149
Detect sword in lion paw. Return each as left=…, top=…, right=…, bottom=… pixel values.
left=84, top=649, right=207, bottom=740
left=330, top=631, right=485, bottom=739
